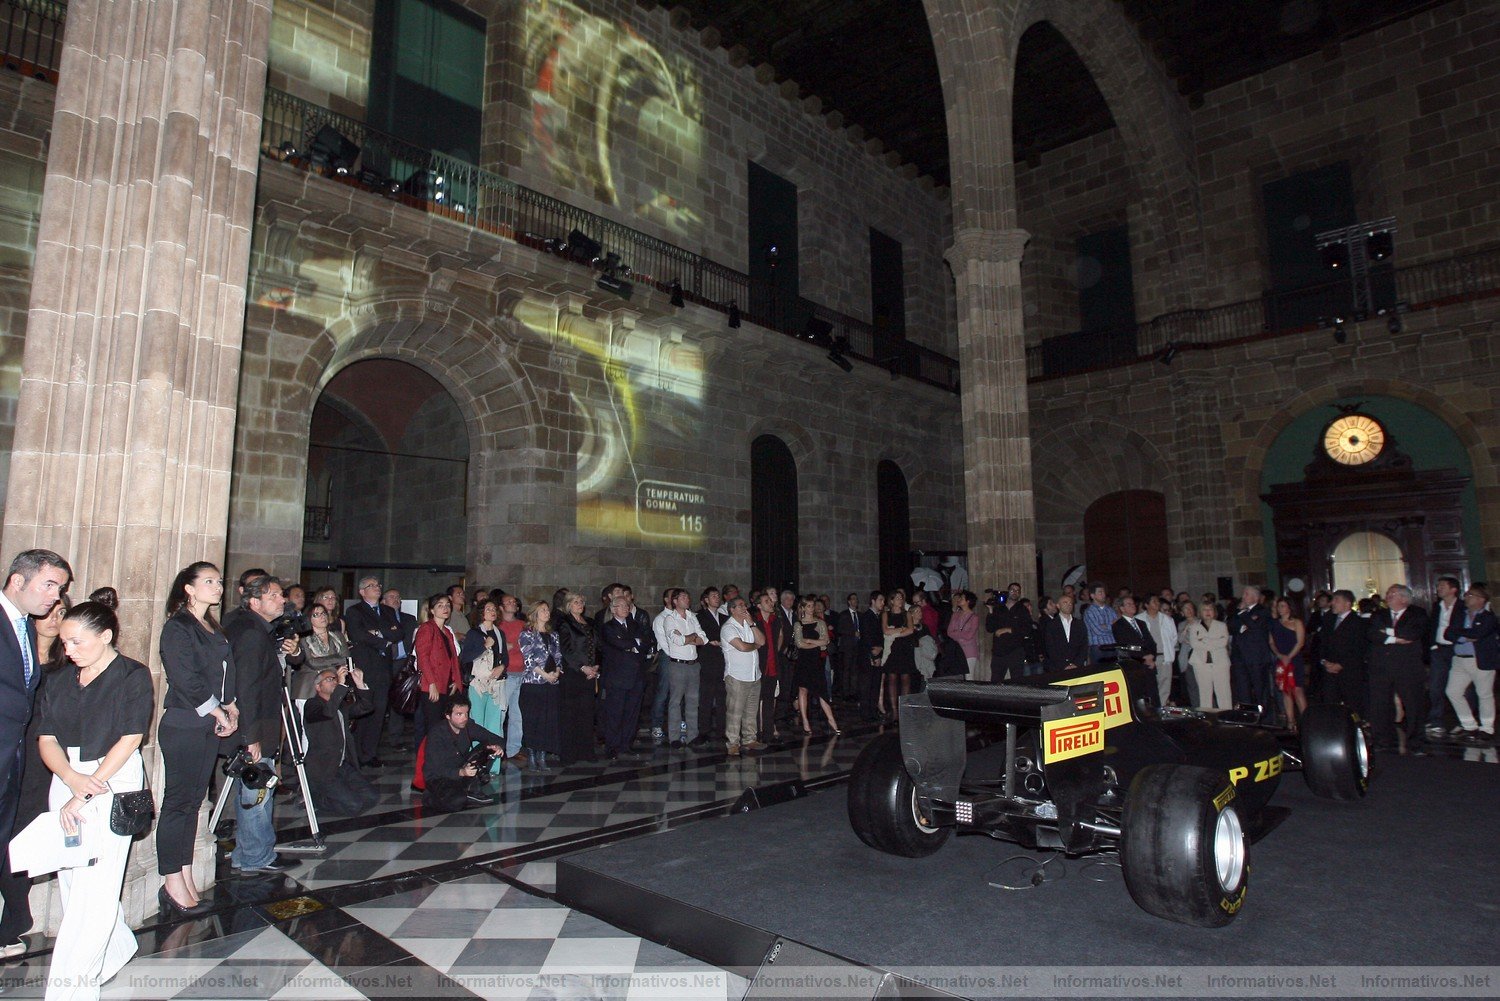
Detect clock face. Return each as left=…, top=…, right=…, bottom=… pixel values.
left=1323, top=414, right=1385, bottom=465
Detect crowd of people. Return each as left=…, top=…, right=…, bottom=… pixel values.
left=0, top=544, right=1494, bottom=999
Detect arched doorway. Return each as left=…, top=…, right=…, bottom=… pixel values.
left=304, top=359, right=469, bottom=598
left=1331, top=531, right=1409, bottom=603
left=751, top=434, right=798, bottom=590
left=1084, top=489, right=1169, bottom=594
left=877, top=460, right=911, bottom=593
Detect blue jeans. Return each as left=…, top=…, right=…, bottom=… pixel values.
left=501, top=673, right=525, bottom=757
left=652, top=652, right=671, bottom=728
left=231, top=757, right=277, bottom=869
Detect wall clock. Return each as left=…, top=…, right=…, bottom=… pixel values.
left=1323, top=413, right=1385, bottom=466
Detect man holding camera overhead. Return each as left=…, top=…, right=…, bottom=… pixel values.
left=303, top=663, right=380, bottom=816
left=222, top=574, right=303, bottom=874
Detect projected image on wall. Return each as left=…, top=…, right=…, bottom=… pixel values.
left=510, top=297, right=708, bottom=549
left=523, top=0, right=704, bottom=237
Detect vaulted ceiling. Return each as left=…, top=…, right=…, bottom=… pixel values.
left=654, top=0, right=1450, bottom=190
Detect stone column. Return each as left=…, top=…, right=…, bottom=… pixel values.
left=1167, top=364, right=1235, bottom=590
left=945, top=228, right=1036, bottom=595
left=2, top=0, right=272, bottom=927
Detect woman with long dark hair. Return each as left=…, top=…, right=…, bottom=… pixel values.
left=34, top=593, right=154, bottom=996
left=156, top=562, right=236, bottom=916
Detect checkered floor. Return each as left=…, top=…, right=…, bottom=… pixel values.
left=1, top=719, right=869, bottom=1000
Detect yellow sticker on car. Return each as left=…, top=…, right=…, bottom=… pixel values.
left=1050, top=669, right=1133, bottom=730
left=1042, top=716, right=1105, bottom=762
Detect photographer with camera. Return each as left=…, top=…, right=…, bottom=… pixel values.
left=421, top=695, right=503, bottom=811
left=302, top=663, right=379, bottom=816
left=222, top=574, right=302, bottom=874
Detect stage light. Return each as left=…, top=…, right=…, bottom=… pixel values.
left=277, top=141, right=299, bottom=160
left=307, top=124, right=359, bottom=174
left=827, top=335, right=853, bottom=373
left=1332, top=318, right=1348, bottom=344
left=728, top=301, right=741, bottom=328
left=596, top=272, right=633, bottom=299
left=355, top=166, right=384, bottom=189
left=1366, top=229, right=1393, bottom=261
left=669, top=281, right=684, bottom=308
left=401, top=170, right=445, bottom=202
left=1320, top=242, right=1348, bottom=270
left=802, top=316, right=834, bottom=346
left=565, top=229, right=602, bottom=265
left=1387, top=313, right=1402, bottom=334
left=1159, top=342, right=1179, bottom=366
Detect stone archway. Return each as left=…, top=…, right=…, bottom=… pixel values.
left=226, top=294, right=575, bottom=595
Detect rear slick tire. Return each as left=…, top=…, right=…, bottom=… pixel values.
left=847, top=731, right=950, bottom=857
left=1121, top=764, right=1248, bottom=927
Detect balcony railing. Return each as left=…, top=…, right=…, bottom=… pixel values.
left=0, top=0, right=64, bottom=83
left=259, top=88, right=961, bottom=391
left=1027, top=243, right=1500, bottom=380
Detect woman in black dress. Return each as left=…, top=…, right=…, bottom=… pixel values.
left=555, top=591, right=599, bottom=764
left=794, top=597, right=839, bottom=734
left=882, top=589, right=917, bottom=717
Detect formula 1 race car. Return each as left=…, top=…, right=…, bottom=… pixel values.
left=847, top=663, right=1370, bottom=927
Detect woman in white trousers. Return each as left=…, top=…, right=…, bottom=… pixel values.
left=35, top=595, right=154, bottom=1001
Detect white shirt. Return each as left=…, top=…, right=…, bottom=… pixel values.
left=721, top=617, right=761, bottom=682
left=1433, top=598, right=1457, bottom=648
left=0, top=590, right=31, bottom=685
left=654, top=608, right=705, bottom=662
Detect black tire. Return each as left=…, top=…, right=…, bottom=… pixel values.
left=1121, top=764, right=1248, bottom=927
left=847, top=731, right=950, bottom=857
left=1300, top=703, right=1370, bottom=801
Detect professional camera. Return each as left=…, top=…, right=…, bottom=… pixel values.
left=464, top=743, right=498, bottom=776
left=223, top=747, right=280, bottom=790
left=271, top=608, right=312, bottom=643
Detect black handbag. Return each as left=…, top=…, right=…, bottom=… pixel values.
left=109, top=787, right=155, bottom=838
left=389, top=660, right=421, bottom=717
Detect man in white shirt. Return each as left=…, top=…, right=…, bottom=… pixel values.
left=656, top=588, right=707, bottom=749
left=720, top=598, right=765, bottom=755
left=1138, top=595, right=1179, bottom=705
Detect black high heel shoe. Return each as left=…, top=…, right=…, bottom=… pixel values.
left=158, top=885, right=210, bottom=917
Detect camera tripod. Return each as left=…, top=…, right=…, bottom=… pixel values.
left=208, top=663, right=328, bottom=855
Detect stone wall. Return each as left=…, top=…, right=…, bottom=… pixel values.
left=1017, top=0, right=1500, bottom=348
left=263, top=0, right=956, bottom=355
left=225, top=160, right=965, bottom=604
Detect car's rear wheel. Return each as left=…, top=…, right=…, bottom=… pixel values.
left=847, top=731, right=950, bottom=857
left=1121, top=764, right=1248, bottom=927
left=1300, top=703, right=1370, bottom=801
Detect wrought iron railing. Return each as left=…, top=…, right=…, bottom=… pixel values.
left=0, top=0, right=64, bottom=83
left=259, top=88, right=961, bottom=391
left=1027, top=243, right=1500, bottom=380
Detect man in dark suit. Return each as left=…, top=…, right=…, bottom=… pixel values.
left=833, top=593, right=864, bottom=702
left=987, top=590, right=1031, bottom=682
left=346, top=575, right=402, bottom=768
left=1317, top=589, right=1369, bottom=717
left=1110, top=596, right=1158, bottom=676
left=0, top=549, right=70, bottom=953
left=1044, top=593, right=1090, bottom=672
left=1231, top=586, right=1276, bottom=721
left=1366, top=583, right=1430, bottom=751
left=599, top=595, right=651, bottom=759
left=382, top=586, right=417, bottom=685
left=695, top=588, right=729, bottom=746
left=858, top=591, right=885, bottom=721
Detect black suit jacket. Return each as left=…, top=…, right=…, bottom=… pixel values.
left=858, top=609, right=884, bottom=659
left=1043, top=615, right=1090, bottom=671
left=302, top=684, right=372, bottom=786
left=0, top=612, right=38, bottom=730
left=346, top=601, right=401, bottom=675
left=1367, top=605, right=1429, bottom=671
left=223, top=607, right=290, bottom=748
left=600, top=615, right=650, bottom=675
left=1319, top=612, right=1368, bottom=672
left=986, top=603, right=1030, bottom=656
left=1111, top=615, right=1157, bottom=660
left=1445, top=607, right=1500, bottom=671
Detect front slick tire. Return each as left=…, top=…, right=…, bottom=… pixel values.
left=1121, top=764, right=1248, bottom=927
left=1300, top=703, right=1370, bottom=801
left=847, top=730, right=950, bottom=857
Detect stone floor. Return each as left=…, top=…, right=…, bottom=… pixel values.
left=0, top=711, right=1492, bottom=1000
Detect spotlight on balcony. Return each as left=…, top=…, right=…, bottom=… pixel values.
left=669, top=281, right=685, bottom=308
left=355, top=166, right=384, bottom=189
left=801, top=315, right=834, bottom=347
left=565, top=229, right=602, bottom=265
left=1332, top=317, right=1348, bottom=344
left=307, top=124, right=360, bottom=174
left=827, top=335, right=853, bottom=373
left=728, top=301, right=741, bottom=329
left=1159, top=342, right=1179, bottom=366
left=277, top=141, right=299, bottom=160
left=1320, top=241, right=1348, bottom=270
left=1366, top=229, right=1394, bottom=261
left=401, top=170, right=446, bottom=202
left=596, top=271, right=633, bottom=300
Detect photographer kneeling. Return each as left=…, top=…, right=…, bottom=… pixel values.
left=302, top=664, right=380, bottom=816
left=421, top=695, right=503, bottom=811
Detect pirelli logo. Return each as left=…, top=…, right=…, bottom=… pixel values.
left=1050, top=669, right=1132, bottom=731
left=1043, top=716, right=1103, bottom=762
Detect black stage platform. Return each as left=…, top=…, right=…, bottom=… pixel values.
left=557, top=744, right=1499, bottom=999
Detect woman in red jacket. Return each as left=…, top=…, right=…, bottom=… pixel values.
left=416, top=592, right=463, bottom=735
